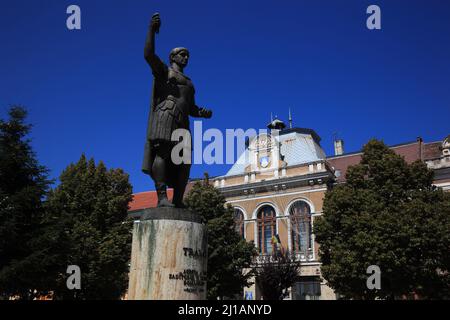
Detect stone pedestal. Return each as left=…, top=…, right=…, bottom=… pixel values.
left=127, top=208, right=207, bottom=300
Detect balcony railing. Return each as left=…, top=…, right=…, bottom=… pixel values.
left=253, top=248, right=314, bottom=265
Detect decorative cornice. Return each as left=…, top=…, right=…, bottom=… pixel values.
left=218, top=171, right=333, bottom=198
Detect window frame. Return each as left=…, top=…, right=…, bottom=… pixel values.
left=233, top=208, right=245, bottom=239
left=257, top=205, right=277, bottom=254
left=289, top=200, right=312, bottom=254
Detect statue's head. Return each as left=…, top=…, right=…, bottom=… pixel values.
left=169, top=47, right=189, bottom=68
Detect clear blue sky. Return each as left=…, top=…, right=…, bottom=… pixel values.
left=1, top=0, right=449, bottom=193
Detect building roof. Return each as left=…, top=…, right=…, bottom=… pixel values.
left=279, top=128, right=322, bottom=145
left=128, top=189, right=174, bottom=212
left=224, top=129, right=326, bottom=177
left=280, top=131, right=325, bottom=164
left=127, top=180, right=197, bottom=212
left=423, top=141, right=442, bottom=160
left=327, top=140, right=444, bottom=183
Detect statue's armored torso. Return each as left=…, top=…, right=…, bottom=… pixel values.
left=149, top=66, right=195, bottom=142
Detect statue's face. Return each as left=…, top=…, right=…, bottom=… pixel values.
left=173, top=50, right=189, bottom=68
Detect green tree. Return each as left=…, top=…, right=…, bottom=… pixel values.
left=185, top=176, right=257, bottom=300
left=254, top=249, right=301, bottom=300
left=0, top=106, right=52, bottom=299
left=314, top=139, right=450, bottom=299
left=41, top=155, right=133, bottom=299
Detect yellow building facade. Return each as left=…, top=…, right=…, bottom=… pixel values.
left=209, top=122, right=450, bottom=300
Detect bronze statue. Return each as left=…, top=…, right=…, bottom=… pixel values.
left=142, top=13, right=212, bottom=208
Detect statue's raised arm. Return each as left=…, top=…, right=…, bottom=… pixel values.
left=144, top=13, right=165, bottom=74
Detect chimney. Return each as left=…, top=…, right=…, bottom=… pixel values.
left=334, top=139, right=344, bottom=156
left=417, top=136, right=423, bottom=160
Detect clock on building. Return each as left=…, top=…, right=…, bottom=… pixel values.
left=259, top=156, right=270, bottom=168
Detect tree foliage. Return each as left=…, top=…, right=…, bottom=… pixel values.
left=254, top=250, right=301, bottom=300
left=315, top=139, right=450, bottom=299
left=184, top=177, right=257, bottom=299
left=0, top=106, right=52, bottom=299
left=40, top=155, right=133, bottom=299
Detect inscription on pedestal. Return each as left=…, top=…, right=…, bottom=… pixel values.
left=169, top=247, right=207, bottom=293
left=183, top=247, right=207, bottom=259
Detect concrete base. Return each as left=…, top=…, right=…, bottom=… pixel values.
left=127, top=208, right=208, bottom=300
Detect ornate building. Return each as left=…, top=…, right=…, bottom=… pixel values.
left=128, top=120, right=450, bottom=300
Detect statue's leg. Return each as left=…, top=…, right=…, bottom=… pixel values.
left=173, top=163, right=191, bottom=208
left=152, top=142, right=174, bottom=207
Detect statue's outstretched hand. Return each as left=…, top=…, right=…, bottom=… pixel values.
left=151, top=13, right=161, bottom=34
left=201, top=108, right=212, bottom=119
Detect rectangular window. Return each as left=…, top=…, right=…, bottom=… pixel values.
left=292, top=277, right=321, bottom=300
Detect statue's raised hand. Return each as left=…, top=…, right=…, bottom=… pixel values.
left=150, top=13, right=161, bottom=34
left=201, top=108, right=212, bottom=119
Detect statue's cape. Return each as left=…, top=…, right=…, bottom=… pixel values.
left=141, top=76, right=160, bottom=176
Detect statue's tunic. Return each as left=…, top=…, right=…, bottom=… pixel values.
left=142, top=56, right=200, bottom=177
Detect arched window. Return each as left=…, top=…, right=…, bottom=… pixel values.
left=257, top=205, right=277, bottom=254
left=233, top=208, right=245, bottom=238
left=289, top=201, right=312, bottom=253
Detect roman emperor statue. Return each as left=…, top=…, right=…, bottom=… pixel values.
left=142, top=13, right=212, bottom=208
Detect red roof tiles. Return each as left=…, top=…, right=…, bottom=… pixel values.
left=128, top=189, right=173, bottom=212
left=128, top=181, right=198, bottom=212
left=327, top=141, right=423, bottom=182
left=423, top=142, right=442, bottom=160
